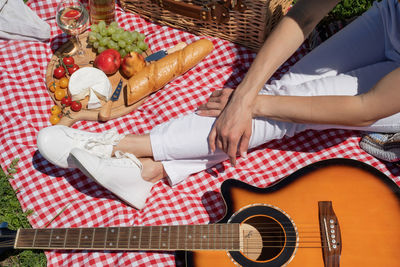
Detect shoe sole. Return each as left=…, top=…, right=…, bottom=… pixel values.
left=68, top=153, right=137, bottom=208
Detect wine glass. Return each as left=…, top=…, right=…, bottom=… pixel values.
left=56, top=0, right=89, bottom=56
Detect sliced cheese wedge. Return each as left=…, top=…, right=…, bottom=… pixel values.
left=87, top=89, right=102, bottom=109
left=69, top=67, right=112, bottom=101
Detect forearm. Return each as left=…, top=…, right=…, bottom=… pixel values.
left=232, top=0, right=340, bottom=106
left=253, top=68, right=400, bottom=127
left=253, top=94, right=369, bottom=126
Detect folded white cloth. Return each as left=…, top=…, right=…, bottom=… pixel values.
left=0, top=0, right=51, bottom=41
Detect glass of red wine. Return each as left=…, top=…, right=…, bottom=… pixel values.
left=56, top=0, right=89, bottom=56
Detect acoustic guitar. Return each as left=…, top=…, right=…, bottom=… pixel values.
left=1, top=158, right=399, bottom=266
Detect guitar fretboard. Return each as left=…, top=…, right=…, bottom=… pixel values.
left=15, top=224, right=240, bottom=251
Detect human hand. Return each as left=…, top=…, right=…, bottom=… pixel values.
left=196, top=88, right=234, bottom=117
left=208, top=95, right=253, bottom=166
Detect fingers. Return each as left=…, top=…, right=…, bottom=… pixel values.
left=238, top=128, right=251, bottom=158
left=208, top=127, right=217, bottom=153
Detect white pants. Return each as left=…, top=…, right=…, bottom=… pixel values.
left=150, top=0, right=400, bottom=185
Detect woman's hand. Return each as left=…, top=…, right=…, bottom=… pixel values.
left=208, top=94, right=253, bottom=166
left=196, top=88, right=234, bottom=117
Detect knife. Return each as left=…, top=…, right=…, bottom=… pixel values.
left=145, top=42, right=187, bottom=62
left=98, top=79, right=123, bottom=121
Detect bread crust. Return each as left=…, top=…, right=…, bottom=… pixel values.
left=126, top=39, right=214, bottom=105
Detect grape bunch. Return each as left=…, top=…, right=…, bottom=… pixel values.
left=88, top=21, right=148, bottom=58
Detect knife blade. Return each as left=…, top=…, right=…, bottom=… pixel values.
left=98, top=79, right=123, bottom=121
left=145, top=42, right=187, bottom=62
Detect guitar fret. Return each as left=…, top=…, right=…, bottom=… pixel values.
left=176, top=225, right=180, bottom=250
left=91, top=228, right=95, bottom=248
left=167, top=226, right=171, bottom=249
left=117, top=227, right=130, bottom=249
left=104, top=227, right=109, bottom=248
left=106, top=227, right=118, bottom=248
left=32, top=229, right=38, bottom=247
left=127, top=227, right=132, bottom=249
left=80, top=228, right=94, bottom=248
left=116, top=227, right=120, bottom=248
left=214, top=224, right=217, bottom=250
left=63, top=229, right=68, bottom=248
left=48, top=229, right=53, bottom=247
left=77, top=228, right=82, bottom=248
left=49, top=228, right=67, bottom=248
left=34, top=229, right=51, bottom=248
left=65, top=228, right=80, bottom=248
left=128, top=227, right=141, bottom=249
left=92, top=228, right=107, bottom=249
left=158, top=226, right=162, bottom=249
left=141, top=226, right=151, bottom=249
left=138, top=227, right=143, bottom=249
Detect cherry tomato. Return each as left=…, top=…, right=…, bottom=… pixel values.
left=71, top=101, right=82, bottom=112
left=68, top=64, right=79, bottom=75
left=61, top=95, right=72, bottom=106
left=53, top=66, right=66, bottom=79
left=51, top=105, right=61, bottom=115
left=48, top=81, right=60, bottom=93
left=49, top=114, right=61, bottom=125
left=62, top=56, right=74, bottom=66
left=54, top=89, right=67, bottom=101
left=59, top=77, right=69, bottom=88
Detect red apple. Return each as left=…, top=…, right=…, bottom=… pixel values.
left=94, top=49, right=121, bottom=75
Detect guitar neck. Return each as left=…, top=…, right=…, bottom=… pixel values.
left=14, top=224, right=240, bottom=251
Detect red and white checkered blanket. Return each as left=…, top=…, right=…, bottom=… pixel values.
left=1, top=1, right=399, bottom=266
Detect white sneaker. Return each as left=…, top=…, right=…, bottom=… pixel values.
left=37, top=125, right=124, bottom=168
left=69, top=148, right=153, bottom=210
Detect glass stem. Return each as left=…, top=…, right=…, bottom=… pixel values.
left=74, top=34, right=84, bottom=56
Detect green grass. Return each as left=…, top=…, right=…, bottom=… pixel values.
left=0, top=159, right=46, bottom=267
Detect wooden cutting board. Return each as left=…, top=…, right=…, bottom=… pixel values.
left=45, top=31, right=150, bottom=127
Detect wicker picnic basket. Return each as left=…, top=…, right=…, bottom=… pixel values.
left=120, top=0, right=292, bottom=51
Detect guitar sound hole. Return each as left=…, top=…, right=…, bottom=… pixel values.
left=242, top=215, right=285, bottom=261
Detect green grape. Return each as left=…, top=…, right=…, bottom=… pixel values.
left=88, top=32, right=97, bottom=43
left=125, top=35, right=134, bottom=44
left=107, top=39, right=117, bottom=49
left=99, top=27, right=108, bottom=37
left=107, top=26, right=116, bottom=36
left=99, top=37, right=108, bottom=47
left=98, top=21, right=106, bottom=30
left=132, top=46, right=142, bottom=53
left=90, top=24, right=99, bottom=32
left=98, top=46, right=106, bottom=53
left=110, top=21, right=119, bottom=28
left=116, top=27, right=124, bottom=34
left=131, top=31, right=138, bottom=41
left=111, top=33, right=120, bottom=41
left=118, top=40, right=127, bottom=48
left=122, top=31, right=130, bottom=40
left=138, top=33, right=146, bottom=41
left=137, top=40, right=148, bottom=51
left=125, top=44, right=134, bottom=52
left=93, top=41, right=99, bottom=49
left=95, top=33, right=102, bottom=40
left=119, top=49, right=127, bottom=58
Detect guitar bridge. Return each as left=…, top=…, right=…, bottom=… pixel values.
left=318, top=201, right=342, bottom=267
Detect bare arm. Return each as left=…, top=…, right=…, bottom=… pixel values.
left=253, top=68, right=400, bottom=126
left=205, top=0, right=341, bottom=165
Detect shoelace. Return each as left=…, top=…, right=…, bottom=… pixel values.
left=114, top=150, right=143, bottom=170
left=67, top=129, right=122, bottom=157
left=84, top=130, right=122, bottom=150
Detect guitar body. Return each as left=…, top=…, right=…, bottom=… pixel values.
left=185, top=158, right=400, bottom=266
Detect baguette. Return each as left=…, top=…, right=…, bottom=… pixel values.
left=126, top=39, right=214, bottom=106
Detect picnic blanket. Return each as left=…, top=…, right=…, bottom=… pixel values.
left=1, top=0, right=399, bottom=266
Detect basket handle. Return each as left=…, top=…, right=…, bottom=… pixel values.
left=151, top=0, right=246, bottom=24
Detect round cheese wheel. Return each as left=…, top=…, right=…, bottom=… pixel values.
left=69, top=67, right=112, bottom=101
